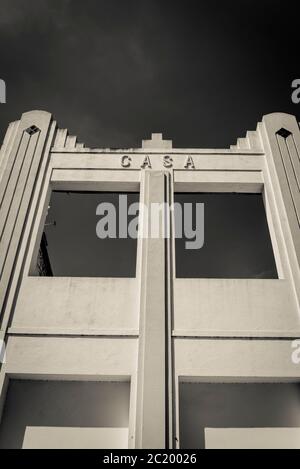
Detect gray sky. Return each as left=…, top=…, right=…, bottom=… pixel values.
left=0, top=0, right=297, bottom=278
left=46, top=192, right=139, bottom=277
left=0, top=0, right=299, bottom=148
left=175, top=193, right=278, bottom=279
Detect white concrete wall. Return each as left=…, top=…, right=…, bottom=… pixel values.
left=174, top=339, right=300, bottom=379
left=205, top=428, right=300, bottom=449
left=174, top=279, right=300, bottom=337
left=4, top=336, right=137, bottom=378
left=23, top=427, right=129, bottom=449
left=10, top=277, right=139, bottom=335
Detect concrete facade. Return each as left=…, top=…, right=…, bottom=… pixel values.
left=0, top=111, right=300, bottom=448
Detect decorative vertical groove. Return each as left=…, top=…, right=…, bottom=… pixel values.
left=0, top=129, right=26, bottom=210
left=0, top=121, right=20, bottom=183
left=0, top=131, right=35, bottom=238
left=164, top=171, right=174, bottom=449
left=276, top=133, right=300, bottom=227
left=288, top=134, right=300, bottom=190
left=0, top=130, right=40, bottom=275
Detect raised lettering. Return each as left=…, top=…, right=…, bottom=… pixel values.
left=184, top=156, right=195, bottom=169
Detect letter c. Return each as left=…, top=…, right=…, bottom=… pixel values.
left=121, top=155, right=132, bottom=168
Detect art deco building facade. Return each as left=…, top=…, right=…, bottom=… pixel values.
left=0, top=111, right=300, bottom=448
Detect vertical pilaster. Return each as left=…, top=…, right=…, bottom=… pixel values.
left=260, top=113, right=300, bottom=306
left=0, top=121, right=20, bottom=184
left=0, top=111, right=55, bottom=328
left=135, top=170, right=167, bottom=448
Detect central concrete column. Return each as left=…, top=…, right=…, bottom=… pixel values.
left=135, top=170, right=167, bottom=449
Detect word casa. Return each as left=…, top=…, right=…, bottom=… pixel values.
left=121, top=154, right=196, bottom=169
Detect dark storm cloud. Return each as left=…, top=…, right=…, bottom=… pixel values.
left=0, top=0, right=299, bottom=148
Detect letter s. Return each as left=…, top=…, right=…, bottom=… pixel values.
left=163, top=155, right=173, bottom=168
left=291, top=79, right=300, bottom=104
left=291, top=339, right=300, bottom=365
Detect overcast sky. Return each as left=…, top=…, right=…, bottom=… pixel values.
left=0, top=0, right=299, bottom=149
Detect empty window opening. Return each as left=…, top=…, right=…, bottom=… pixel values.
left=0, top=380, right=130, bottom=449
left=179, top=382, right=300, bottom=449
left=174, top=193, right=278, bottom=279
left=35, top=191, right=140, bottom=278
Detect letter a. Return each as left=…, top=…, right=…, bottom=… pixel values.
left=184, top=156, right=195, bottom=169
left=141, top=155, right=152, bottom=169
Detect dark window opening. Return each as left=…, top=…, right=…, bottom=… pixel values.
left=0, top=380, right=130, bottom=449
left=175, top=193, right=278, bottom=279
left=36, top=191, right=139, bottom=278
left=36, top=232, right=53, bottom=276
left=180, top=382, right=300, bottom=449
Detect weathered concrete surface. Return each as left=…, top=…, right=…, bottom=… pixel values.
left=0, top=112, right=300, bottom=448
